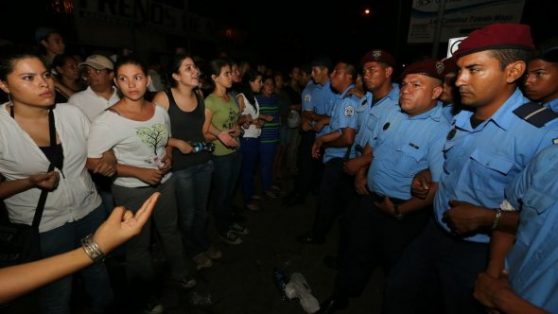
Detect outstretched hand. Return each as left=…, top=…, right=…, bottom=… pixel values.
left=93, top=192, right=160, bottom=254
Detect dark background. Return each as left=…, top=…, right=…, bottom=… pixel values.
left=1, top=0, right=558, bottom=68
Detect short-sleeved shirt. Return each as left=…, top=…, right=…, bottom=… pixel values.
left=256, top=94, right=281, bottom=144
left=205, top=93, right=240, bottom=156
left=367, top=103, right=450, bottom=200
left=88, top=104, right=173, bottom=188
left=68, top=86, right=120, bottom=122
left=311, top=81, right=337, bottom=137
left=0, top=103, right=101, bottom=233
left=354, top=83, right=400, bottom=149
left=544, top=98, right=558, bottom=113
left=322, top=85, right=360, bottom=163
left=434, top=89, right=558, bottom=243
left=503, top=145, right=558, bottom=312
left=301, top=81, right=317, bottom=112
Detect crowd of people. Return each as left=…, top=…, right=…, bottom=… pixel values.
left=1, top=22, right=558, bottom=314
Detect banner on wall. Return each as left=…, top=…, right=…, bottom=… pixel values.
left=408, top=0, right=525, bottom=43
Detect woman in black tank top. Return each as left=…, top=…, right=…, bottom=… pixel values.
left=152, top=54, right=221, bottom=269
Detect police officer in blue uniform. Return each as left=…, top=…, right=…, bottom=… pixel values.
left=472, top=144, right=558, bottom=313
left=317, top=59, right=450, bottom=313
left=384, top=23, right=558, bottom=314
left=297, top=61, right=360, bottom=244
left=343, top=50, right=400, bottom=182
left=284, top=58, right=336, bottom=207
left=524, top=39, right=558, bottom=113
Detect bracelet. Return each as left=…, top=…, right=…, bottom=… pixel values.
left=491, top=209, right=503, bottom=230
left=81, top=234, right=105, bottom=263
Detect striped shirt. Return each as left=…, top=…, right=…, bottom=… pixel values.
left=257, top=94, right=281, bottom=144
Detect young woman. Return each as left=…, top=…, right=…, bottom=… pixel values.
left=0, top=49, right=112, bottom=314
left=236, top=69, right=268, bottom=211
left=35, top=28, right=65, bottom=67
left=152, top=54, right=221, bottom=270
left=87, top=56, right=194, bottom=313
left=202, top=58, right=247, bottom=245
left=51, top=54, right=85, bottom=102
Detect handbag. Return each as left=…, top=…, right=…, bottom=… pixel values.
left=0, top=106, right=56, bottom=267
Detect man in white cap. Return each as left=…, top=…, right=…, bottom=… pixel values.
left=68, top=54, right=119, bottom=122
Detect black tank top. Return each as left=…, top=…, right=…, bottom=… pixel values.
left=166, top=89, right=211, bottom=170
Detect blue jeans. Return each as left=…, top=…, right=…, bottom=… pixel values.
left=259, top=141, right=278, bottom=192
left=174, top=160, right=214, bottom=256
left=39, top=204, right=113, bottom=314
left=241, top=138, right=259, bottom=204
left=212, top=150, right=241, bottom=234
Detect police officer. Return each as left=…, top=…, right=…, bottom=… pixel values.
left=524, top=38, right=558, bottom=112
left=297, top=61, right=360, bottom=244
left=384, top=23, right=558, bottom=314
left=318, top=59, right=450, bottom=313
left=284, top=58, right=336, bottom=207
left=439, top=57, right=461, bottom=121
left=343, top=49, right=400, bottom=190
left=473, top=145, right=558, bottom=313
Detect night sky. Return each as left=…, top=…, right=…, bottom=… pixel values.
left=1, top=0, right=558, bottom=69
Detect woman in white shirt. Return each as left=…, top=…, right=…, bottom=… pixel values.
left=86, top=56, right=194, bottom=313
left=0, top=49, right=112, bottom=314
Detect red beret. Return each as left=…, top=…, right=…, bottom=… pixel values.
left=361, top=49, right=396, bottom=68
left=401, top=58, right=445, bottom=81
left=454, top=23, right=534, bottom=59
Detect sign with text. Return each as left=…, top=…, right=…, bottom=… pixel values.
left=74, top=0, right=214, bottom=39
left=408, top=0, right=525, bottom=43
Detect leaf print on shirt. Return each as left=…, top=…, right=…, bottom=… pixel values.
left=136, top=124, right=169, bottom=155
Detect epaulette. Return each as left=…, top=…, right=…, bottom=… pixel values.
left=513, top=102, right=558, bottom=128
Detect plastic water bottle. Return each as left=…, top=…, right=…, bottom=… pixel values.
left=284, top=273, right=320, bottom=313
left=191, top=142, right=215, bottom=153
left=273, top=267, right=288, bottom=300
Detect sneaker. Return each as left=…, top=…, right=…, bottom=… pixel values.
left=206, top=245, right=223, bottom=260
left=193, top=253, right=213, bottom=270
left=220, top=230, right=243, bottom=245
left=175, top=276, right=197, bottom=289
left=265, top=189, right=279, bottom=199
left=143, top=300, right=164, bottom=314
left=229, top=222, right=249, bottom=235
left=245, top=201, right=260, bottom=211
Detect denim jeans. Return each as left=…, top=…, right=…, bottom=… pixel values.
left=174, top=160, right=214, bottom=256
left=241, top=137, right=259, bottom=204
left=212, top=150, right=241, bottom=234
left=111, top=178, right=191, bottom=296
left=39, top=204, right=113, bottom=314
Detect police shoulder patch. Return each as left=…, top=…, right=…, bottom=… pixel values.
left=553, top=138, right=558, bottom=145
left=344, top=106, right=354, bottom=117
left=304, top=94, right=312, bottom=103
left=513, top=102, right=558, bottom=128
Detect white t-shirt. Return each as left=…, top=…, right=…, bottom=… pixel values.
left=68, top=86, right=120, bottom=122
left=88, top=105, right=172, bottom=188
left=0, top=103, right=101, bottom=233
left=239, top=93, right=261, bottom=138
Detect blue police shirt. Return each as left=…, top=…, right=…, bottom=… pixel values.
left=322, top=85, right=360, bottom=163
left=367, top=103, right=450, bottom=200
left=434, top=89, right=558, bottom=243
left=312, top=81, right=337, bottom=137
left=354, top=83, right=400, bottom=149
left=302, top=80, right=317, bottom=113
left=504, top=145, right=558, bottom=313
left=544, top=98, right=558, bottom=113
